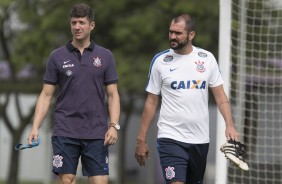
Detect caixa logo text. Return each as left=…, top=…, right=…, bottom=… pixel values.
left=171, top=80, right=206, bottom=90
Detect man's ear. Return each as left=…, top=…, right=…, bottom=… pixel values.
left=90, top=21, right=95, bottom=30
left=189, top=31, right=195, bottom=41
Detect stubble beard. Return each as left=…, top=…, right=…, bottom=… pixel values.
left=169, top=38, right=189, bottom=50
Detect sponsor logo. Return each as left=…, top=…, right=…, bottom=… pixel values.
left=63, top=60, right=70, bottom=64
left=63, top=64, right=74, bottom=68
left=171, top=80, right=206, bottom=90
left=198, top=52, right=207, bottom=57
left=53, top=155, right=63, bottom=168
left=165, top=166, right=175, bottom=180
left=93, top=57, right=102, bottom=67
left=195, top=61, right=205, bottom=73
left=65, top=70, right=72, bottom=76
left=170, top=68, right=178, bottom=72
left=164, top=55, right=173, bottom=62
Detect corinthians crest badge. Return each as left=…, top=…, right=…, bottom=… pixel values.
left=165, top=166, right=175, bottom=180
left=93, top=57, right=102, bottom=67
left=195, top=61, right=205, bottom=73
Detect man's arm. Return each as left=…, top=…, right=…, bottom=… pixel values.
left=135, top=93, right=160, bottom=166
left=28, top=84, right=56, bottom=144
left=104, top=83, right=120, bottom=145
left=211, top=85, right=239, bottom=141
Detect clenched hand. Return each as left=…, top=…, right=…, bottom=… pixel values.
left=135, top=140, right=150, bottom=166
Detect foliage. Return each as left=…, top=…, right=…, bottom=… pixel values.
left=1, top=0, right=220, bottom=93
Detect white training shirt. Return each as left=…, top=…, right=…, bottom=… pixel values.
left=146, top=46, right=223, bottom=144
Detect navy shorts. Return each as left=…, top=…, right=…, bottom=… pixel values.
left=157, top=138, right=209, bottom=184
left=51, top=136, right=109, bottom=176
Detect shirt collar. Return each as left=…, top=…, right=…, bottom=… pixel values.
left=66, top=40, right=95, bottom=52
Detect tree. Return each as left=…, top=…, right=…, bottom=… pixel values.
left=0, top=0, right=219, bottom=183
left=0, top=1, right=67, bottom=184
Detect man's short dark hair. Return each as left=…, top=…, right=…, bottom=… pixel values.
left=69, top=3, right=94, bottom=22
left=172, top=14, right=195, bottom=33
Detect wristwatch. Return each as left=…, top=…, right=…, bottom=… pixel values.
left=109, top=122, right=120, bottom=131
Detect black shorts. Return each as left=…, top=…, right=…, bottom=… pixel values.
left=52, top=136, right=109, bottom=176
left=157, top=138, right=209, bottom=184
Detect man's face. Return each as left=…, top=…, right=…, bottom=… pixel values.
left=169, top=20, right=190, bottom=50
left=70, top=17, right=95, bottom=41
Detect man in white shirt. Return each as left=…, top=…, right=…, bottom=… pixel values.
left=135, top=14, right=239, bottom=184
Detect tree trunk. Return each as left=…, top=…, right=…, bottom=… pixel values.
left=7, top=134, right=21, bottom=184
left=2, top=93, right=35, bottom=184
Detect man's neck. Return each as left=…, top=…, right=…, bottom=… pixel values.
left=174, top=44, right=193, bottom=55
left=71, top=39, right=91, bottom=53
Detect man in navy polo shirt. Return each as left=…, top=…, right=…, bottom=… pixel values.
left=27, top=3, right=120, bottom=184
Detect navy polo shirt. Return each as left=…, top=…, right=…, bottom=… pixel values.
left=44, top=41, right=118, bottom=139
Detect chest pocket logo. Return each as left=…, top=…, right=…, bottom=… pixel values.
left=93, top=57, right=102, bottom=67
left=195, top=61, right=205, bottom=73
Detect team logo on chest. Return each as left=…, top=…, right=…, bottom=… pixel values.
left=195, top=60, right=205, bottom=73
left=93, top=57, right=102, bottom=67
left=65, top=70, right=72, bottom=76
left=198, top=51, right=207, bottom=58
left=163, top=55, right=173, bottom=62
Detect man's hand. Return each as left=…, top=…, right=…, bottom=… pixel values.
left=135, top=140, right=150, bottom=166
left=104, top=127, right=118, bottom=145
left=28, top=128, right=39, bottom=145
left=225, top=125, right=240, bottom=141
